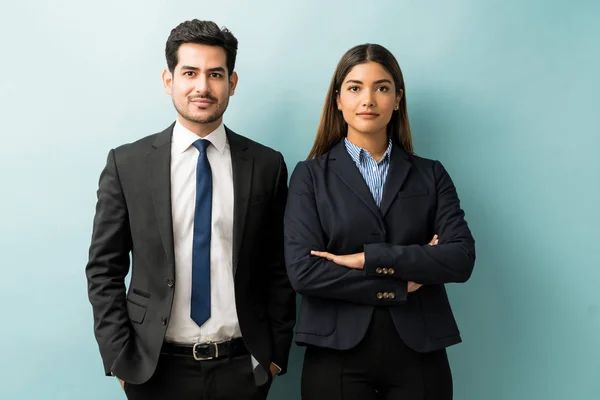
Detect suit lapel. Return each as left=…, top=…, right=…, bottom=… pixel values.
left=329, top=141, right=384, bottom=226
left=148, top=124, right=175, bottom=270
left=226, top=127, right=252, bottom=276
left=380, top=144, right=412, bottom=217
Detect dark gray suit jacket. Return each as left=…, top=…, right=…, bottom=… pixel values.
left=86, top=123, right=296, bottom=385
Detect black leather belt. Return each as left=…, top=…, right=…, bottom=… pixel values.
left=161, top=337, right=248, bottom=361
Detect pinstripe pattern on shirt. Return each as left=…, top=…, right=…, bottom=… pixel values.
left=344, top=137, right=393, bottom=207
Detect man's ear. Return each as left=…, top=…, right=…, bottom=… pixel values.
left=229, top=71, right=238, bottom=96
left=162, top=69, right=173, bottom=95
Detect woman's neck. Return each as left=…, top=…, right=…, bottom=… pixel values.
left=347, top=129, right=388, bottom=162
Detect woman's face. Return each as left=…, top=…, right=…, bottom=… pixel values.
left=336, top=61, right=402, bottom=138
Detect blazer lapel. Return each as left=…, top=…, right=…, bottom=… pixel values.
left=226, top=127, right=253, bottom=276
left=148, top=123, right=175, bottom=270
left=380, top=144, right=412, bottom=217
left=329, top=141, right=384, bottom=226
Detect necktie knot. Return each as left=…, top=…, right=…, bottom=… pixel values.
left=193, top=139, right=211, bottom=155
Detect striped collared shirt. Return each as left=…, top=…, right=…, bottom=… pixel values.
left=344, top=137, right=393, bottom=207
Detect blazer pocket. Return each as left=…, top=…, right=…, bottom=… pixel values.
left=126, top=299, right=147, bottom=324
left=296, top=297, right=336, bottom=336
left=397, top=189, right=429, bottom=198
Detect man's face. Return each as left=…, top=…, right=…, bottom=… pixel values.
left=162, top=43, right=238, bottom=130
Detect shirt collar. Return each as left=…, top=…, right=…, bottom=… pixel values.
left=344, top=137, right=393, bottom=164
left=172, top=120, right=227, bottom=154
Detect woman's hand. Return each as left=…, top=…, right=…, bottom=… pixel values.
left=310, top=250, right=365, bottom=269
left=407, top=281, right=422, bottom=292
left=408, top=235, right=439, bottom=292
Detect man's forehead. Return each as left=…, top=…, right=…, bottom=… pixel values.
left=176, top=44, right=227, bottom=70
left=178, top=43, right=226, bottom=58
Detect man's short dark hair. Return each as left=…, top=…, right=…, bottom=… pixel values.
left=165, top=19, right=238, bottom=75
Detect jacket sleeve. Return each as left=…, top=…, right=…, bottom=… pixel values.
left=264, top=153, right=296, bottom=375
left=363, top=161, right=475, bottom=284
left=85, top=149, right=132, bottom=376
left=284, top=162, right=408, bottom=306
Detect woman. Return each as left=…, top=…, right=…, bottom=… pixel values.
left=284, top=44, right=475, bottom=399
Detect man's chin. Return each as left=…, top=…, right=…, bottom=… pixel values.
left=182, top=113, right=222, bottom=125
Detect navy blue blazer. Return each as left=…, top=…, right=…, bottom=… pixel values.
left=284, top=139, right=475, bottom=353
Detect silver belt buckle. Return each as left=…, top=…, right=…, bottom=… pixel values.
left=193, top=341, right=219, bottom=361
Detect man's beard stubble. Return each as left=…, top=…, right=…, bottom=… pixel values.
left=174, top=94, right=229, bottom=125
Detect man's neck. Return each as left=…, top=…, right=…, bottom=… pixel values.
left=178, top=116, right=223, bottom=138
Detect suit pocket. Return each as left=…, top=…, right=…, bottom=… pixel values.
left=296, top=297, right=336, bottom=336
left=397, top=189, right=429, bottom=198
left=127, top=299, right=147, bottom=324
left=132, top=288, right=151, bottom=299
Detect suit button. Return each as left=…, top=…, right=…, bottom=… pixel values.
left=388, top=268, right=395, bottom=275
left=376, top=268, right=383, bottom=274
left=382, top=268, right=389, bottom=275
left=376, top=292, right=383, bottom=299
left=383, top=292, right=390, bottom=299
left=161, top=317, right=168, bottom=326
left=389, top=292, right=396, bottom=299
left=167, top=279, right=174, bottom=288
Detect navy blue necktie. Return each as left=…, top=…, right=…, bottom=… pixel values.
left=190, top=139, right=212, bottom=327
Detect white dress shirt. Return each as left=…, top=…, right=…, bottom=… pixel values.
left=165, top=120, right=241, bottom=344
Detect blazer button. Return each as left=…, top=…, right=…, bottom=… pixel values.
left=389, top=292, right=396, bottom=299
left=388, top=268, right=395, bottom=275
left=167, top=279, right=174, bottom=288
left=161, top=317, right=168, bottom=326
left=376, top=268, right=383, bottom=274
left=382, top=268, right=389, bottom=275
left=383, top=292, right=390, bottom=299
left=376, top=292, right=383, bottom=299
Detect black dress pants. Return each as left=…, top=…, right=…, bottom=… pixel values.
left=124, top=353, right=270, bottom=400
left=301, top=307, right=453, bottom=400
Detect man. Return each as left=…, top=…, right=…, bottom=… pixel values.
left=86, top=19, right=296, bottom=399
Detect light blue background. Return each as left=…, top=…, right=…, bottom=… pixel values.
left=1, top=0, right=598, bottom=399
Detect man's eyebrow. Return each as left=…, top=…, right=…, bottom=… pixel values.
left=179, top=66, right=226, bottom=74
left=180, top=65, right=200, bottom=71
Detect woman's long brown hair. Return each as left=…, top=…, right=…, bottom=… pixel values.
left=307, top=44, right=414, bottom=159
